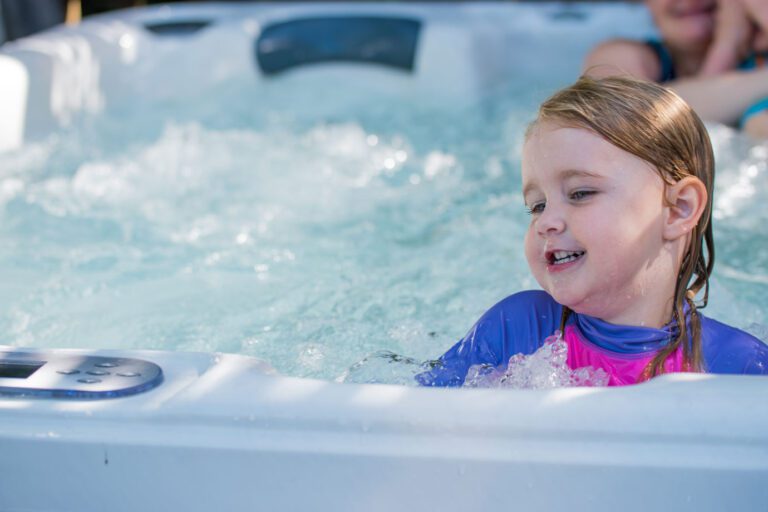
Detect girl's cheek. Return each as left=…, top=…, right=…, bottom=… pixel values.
left=523, top=231, right=537, bottom=266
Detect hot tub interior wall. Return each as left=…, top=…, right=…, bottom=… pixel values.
left=0, top=3, right=657, bottom=152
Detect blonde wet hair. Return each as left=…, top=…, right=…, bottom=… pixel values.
left=529, top=75, right=715, bottom=377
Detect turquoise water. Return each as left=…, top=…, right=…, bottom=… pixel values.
left=0, top=73, right=766, bottom=382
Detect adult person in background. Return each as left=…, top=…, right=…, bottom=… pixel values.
left=583, top=0, right=768, bottom=139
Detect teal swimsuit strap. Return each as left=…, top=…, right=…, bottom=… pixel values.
left=737, top=51, right=768, bottom=127
left=645, top=40, right=676, bottom=82
left=739, top=50, right=768, bottom=70
left=741, top=97, right=768, bottom=127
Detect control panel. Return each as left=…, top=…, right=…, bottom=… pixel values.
left=0, top=350, right=163, bottom=399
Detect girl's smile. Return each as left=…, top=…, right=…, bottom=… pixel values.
left=545, top=249, right=586, bottom=272
left=522, top=122, right=682, bottom=328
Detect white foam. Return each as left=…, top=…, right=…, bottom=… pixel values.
left=463, top=332, right=609, bottom=389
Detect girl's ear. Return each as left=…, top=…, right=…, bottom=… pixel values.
left=663, top=176, right=708, bottom=241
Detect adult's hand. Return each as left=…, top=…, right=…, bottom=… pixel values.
left=741, top=0, right=768, bottom=51
left=700, top=0, right=755, bottom=76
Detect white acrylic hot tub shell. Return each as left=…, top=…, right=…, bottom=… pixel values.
left=0, top=2, right=659, bottom=150
left=1, top=347, right=767, bottom=511
left=0, top=3, right=766, bottom=511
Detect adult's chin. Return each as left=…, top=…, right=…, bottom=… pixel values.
left=661, top=13, right=713, bottom=48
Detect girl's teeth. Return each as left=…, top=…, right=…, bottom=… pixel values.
left=552, top=251, right=584, bottom=264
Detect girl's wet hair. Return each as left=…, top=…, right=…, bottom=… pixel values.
left=530, top=75, right=715, bottom=377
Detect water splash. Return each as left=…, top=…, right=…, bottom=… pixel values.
left=336, top=350, right=440, bottom=385
left=463, top=331, right=609, bottom=389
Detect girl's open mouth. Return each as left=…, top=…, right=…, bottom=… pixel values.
left=547, top=250, right=585, bottom=266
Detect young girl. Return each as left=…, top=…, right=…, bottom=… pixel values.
left=417, top=75, right=768, bottom=387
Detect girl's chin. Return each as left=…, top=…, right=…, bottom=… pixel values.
left=549, top=289, right=609, bottom=319
left=547, top=288, right=588, bottom=311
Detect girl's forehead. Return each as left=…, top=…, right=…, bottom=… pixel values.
left=523, top=123, right=617, bottom=168
left=522, top=123, right=661, bottom=186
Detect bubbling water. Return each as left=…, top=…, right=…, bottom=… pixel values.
left=463, top=332, right=609, bottom=389
left=0, top=77, right=766, bottom=384
left=338, top=332, right=610, bottom=388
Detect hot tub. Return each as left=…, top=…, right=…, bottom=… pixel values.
left=0, top=3, right=767, bottom=511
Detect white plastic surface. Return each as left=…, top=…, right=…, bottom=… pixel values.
left=0, top=345, right=766, bottom=511
left=0, top=54, right=27, bottom=152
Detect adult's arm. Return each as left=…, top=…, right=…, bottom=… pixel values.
left=743, top=110, right=768, bottom=139
left=584, top=40, right=768, bottom=126
left=671, top=67, right=768, bottom=125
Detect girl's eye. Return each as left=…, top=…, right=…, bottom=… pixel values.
left=526, top=202, right=545, bottom=215
left=570, top=190, right=596, bottom=201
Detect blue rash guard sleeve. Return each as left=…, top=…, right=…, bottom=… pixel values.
left=415, top=290, right=563, bottom=387
left=700, top=316, right=768, bottom=375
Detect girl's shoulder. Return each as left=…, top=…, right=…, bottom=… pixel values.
left=486, top=290, right=564, bottom=327
left=698, top=314, right=768, bottom=374
left=494, top=289, right=561, bottom=310
left=415, top=290, right=563, bottom=387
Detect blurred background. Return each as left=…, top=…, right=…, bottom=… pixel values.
left=0, top=0, right=628, bottom=45
left=0, top=0, right=229, bottom=43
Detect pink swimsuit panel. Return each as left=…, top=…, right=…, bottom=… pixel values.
left=563, top=325, right=684, bottom=386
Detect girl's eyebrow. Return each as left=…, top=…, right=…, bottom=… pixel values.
left=523, top=169, right=604, bottom=198
left=560, top=169, right=604, bottom=181
left=522, top=181, right=539, bottom=200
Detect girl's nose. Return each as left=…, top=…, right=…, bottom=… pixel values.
left=536, top=206, right=566, bottom=236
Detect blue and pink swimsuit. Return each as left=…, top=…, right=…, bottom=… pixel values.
left=416, top=290, right=768, bottom=387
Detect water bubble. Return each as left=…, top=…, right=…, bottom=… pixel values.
left=298, top=343, right=325, bottom=371
left=463, top=332, right=609, bottom=389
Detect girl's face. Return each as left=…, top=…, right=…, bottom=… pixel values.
left=522, top=123, right=681, bottom=328
left=646, top=0, right=716, bottom=50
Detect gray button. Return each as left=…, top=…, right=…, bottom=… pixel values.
left=57, top=369, right=80, bottom=375
left=117, top=372, right=141, bottom=377
left=77, top=378, right=101, bottom=384
left=86, top=370, right=110, bottom=376
left=95, top=362, right=118, bottom=368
